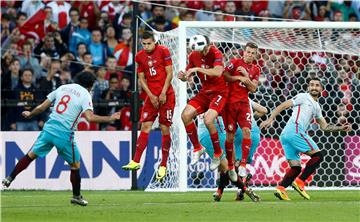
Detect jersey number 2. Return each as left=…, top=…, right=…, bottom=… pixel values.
left=56, top=95, right=71, bottom=114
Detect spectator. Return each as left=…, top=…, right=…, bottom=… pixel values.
left=113, top=33, right=132, bottom=70
left=60, top=52, right=75, bottom=71
left=105, top=55, right=122, bottom=80
left=92, top=66, right=109, bottom=101
left=146, top=5, right=172, bottom=31
left=332, top=10, right=344, bottom=22
left=46, top=0, right=71, bottom=30
left=61, top=7, right=80, bottom=55
left=214, top=9, right=225, bottom=21
left=71, top=42, right=88, bottom=75
left=9, top=68, right=44, bottom=131
left=349, top=13, right=358, bottom=22
left=73, top=1, right=100, bottom=30
left=15, top=12, right=27, bottom=27
left=138, top=3, right=152, bottom=22
left=224, top=1, right=237, bottom=21
left=331, top=0, right=356, bottom=21
left=314, top=5, right=331, bottom=21
left=81, top=52, right=94, bottom=73
left=38, top=59, right=62, bottom=98
left=101, top=0, right=130, bottom=22
left=1, top=13, right=16, bottom=44
left=44, top=6, right=57, bottom=33
left=104, top=25, right=118, bottom=55
left=59, top=67, right=72, bottom=85
left=283, top=1, right=310, bottom=20
left=98, top=11, right=111, bottom=33
left=113, top=12, right=132, bottom=40
left=34, top=32, right=67, bottom=59
left=152, top=16, right=169, bottom=32
left=171, top=2, right=194, bottom=27
left=72, top=17, right=92, bottom=51
left=21, top=0, right=44, bottom=18
left=5, top=58, right=21, bottom=90
left=88, top=28, right=108, bottom=66
left=17, top=41, right=42, bottom=81
left=37, top=53, right=52, bottom=82
left=236, top=1, right=256, bottom=21
left=195, top=1, right=215, bottom=21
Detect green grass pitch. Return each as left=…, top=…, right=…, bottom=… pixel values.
left=1, top=190, right=359, bottom=222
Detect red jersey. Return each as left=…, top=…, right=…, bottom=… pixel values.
left=225, top=58, right=260, bottom=103
left=135, top=45, right=174, bottom=96
left=186, top=45, right=227, bottom=92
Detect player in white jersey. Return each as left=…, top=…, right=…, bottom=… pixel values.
left=261, top=78, right=351, bottom=201
left=2, top=72, right=120, bottom=206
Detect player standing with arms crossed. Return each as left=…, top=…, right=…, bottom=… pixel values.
left=223, top=42, right=260, bottom=181
left=2, top=72, right=120, bottom=206
left=179, top=35, right=228, bottom=170
left=122, top=31, right=175, bottom=180
left=261, top=78, right=351, bottom=200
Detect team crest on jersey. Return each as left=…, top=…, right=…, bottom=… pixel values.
left=143, top=112, right=148, bottom=119
left=148, top=60, right=153, bottom=67
left=228, top=124, right=234, bottom=131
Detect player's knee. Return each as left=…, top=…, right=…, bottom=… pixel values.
left=160, top=124, right=170, bottom=135
left=242, top=128, right=251, bottom=138
left=27, top=151, right=37, bottom=160
left=181, top=110, right=191, bottom=124
left=141, top=123, right=152, bottom=133
left=70, top=162, right=80, bottom=169
left=226, top=133, right=235, bottom=143
left=203, top=116, right=214, bottom=128
left=312, top=151, right=324, bottom=162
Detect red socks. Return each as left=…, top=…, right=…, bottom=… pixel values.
left=133, top=132, right=149, bottom=163
left=160, top=134, right=171, bottom=167
left=185, top=121, right=201, bottom=152
left=210, top=132, right=222, bottom=157
left=241, top=138, right=251, bottom=164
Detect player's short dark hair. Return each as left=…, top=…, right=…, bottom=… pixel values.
left=245, top=42, right=258, bottom=49
left=142, top=31, right=155, bottom=41
left=308, top=77, right=323, bottom=87
left=75, top=71, right=96, bottom=89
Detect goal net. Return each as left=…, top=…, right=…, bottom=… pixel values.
left=145, top=21, right=360, bottom=191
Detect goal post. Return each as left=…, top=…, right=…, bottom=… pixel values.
left=145, top=21, right=360, bottom=191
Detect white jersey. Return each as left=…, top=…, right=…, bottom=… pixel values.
left=287, top=93, right=323, bottom=131
left=44, top=84, right=93, bottom=136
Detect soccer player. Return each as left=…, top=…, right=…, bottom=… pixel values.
left=260, top=77, right=351, bottom=200
left=179, top=34, right=228, bottom=171
left=122, top=31, right=175, bottom=180
left=2, top=72, right=121, bottom=206
left=212, top=99, right=266, bottom=202
left=222, top=42, right=260, bottom=181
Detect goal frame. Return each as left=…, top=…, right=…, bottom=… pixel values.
left=176, top=21, right=359, bottom=192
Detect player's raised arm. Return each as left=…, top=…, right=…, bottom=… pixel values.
left=252, top=101, right=268, bottom=118
left=83, top=110, right=120, bottom=123
left=260, top=99, right=293, bottom=129
left=317, top=116, right=351, bottom=132
left=22, top=99, right=52, bottom=119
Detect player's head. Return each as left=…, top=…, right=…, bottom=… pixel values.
left=243, top=42, right=258, bottom=63
left=307, top=77, right=323, bottom=98
left=75, top=71, right=97, bottom=90
left=189, top=35, right=210, bottom=53
left=141, top=31, right=156, bottom=53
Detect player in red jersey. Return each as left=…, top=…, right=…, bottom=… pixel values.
left=223, top=42, right=260, bottom=182
left=122, top=31, right=175, bottom=180
left=179, top=35, right=228, bottom=171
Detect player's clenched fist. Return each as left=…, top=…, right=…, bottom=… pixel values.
left=22, top=111, right=31, bottom=119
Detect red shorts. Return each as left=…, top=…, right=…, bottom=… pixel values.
left=188, top=89, right=228, bottom=115
left=223, top=101, right=252, bottom=132
left=140, top=92, right=175, bottom=127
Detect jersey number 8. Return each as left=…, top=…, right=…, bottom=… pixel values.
left=56, top=95, right=71, bottom=114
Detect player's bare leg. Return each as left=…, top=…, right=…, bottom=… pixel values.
left=182, top=105, right=205, bottom=165
left=238, top=128, right=251, bottom=177
left=122, top=121, right=153, bottom=171
left=69, top=162, right=87, bottom=206
left=2, top=151, right=36, bottom=188
left=204, top=109, right=223, bottom=171
left=225, top=132, right=237, bottom=182
left=156, top=124, right=171, bottom=180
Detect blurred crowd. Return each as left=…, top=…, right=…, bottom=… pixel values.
left=1, top=0, right=359, bottom=132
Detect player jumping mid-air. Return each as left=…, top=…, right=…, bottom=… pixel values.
left=179, top=34, right=228, bottom=171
